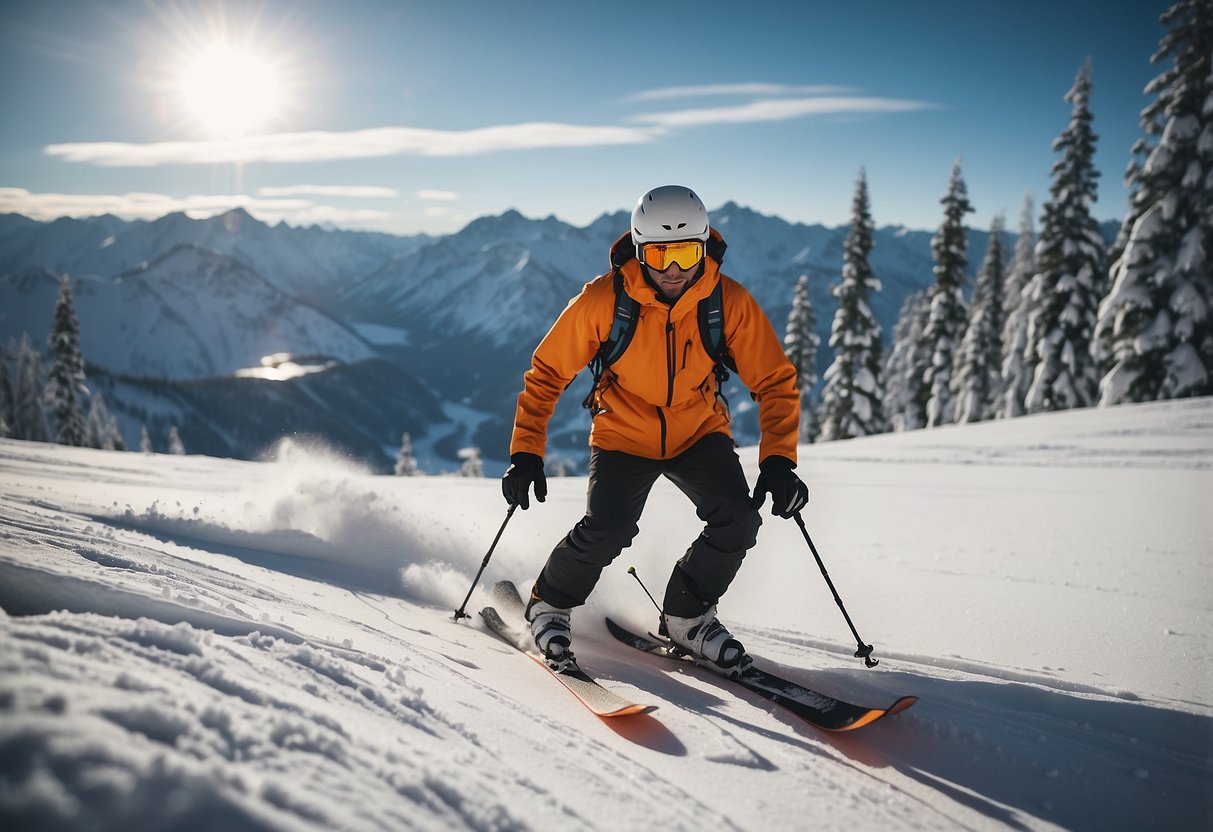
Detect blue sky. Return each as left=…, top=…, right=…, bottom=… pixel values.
left=0, top=0, right=1168, bottom=236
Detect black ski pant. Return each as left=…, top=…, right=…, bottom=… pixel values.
left=533, top=432, right=762, bottom=618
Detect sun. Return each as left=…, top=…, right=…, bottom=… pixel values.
left=177, top=40, right=286, bottom=138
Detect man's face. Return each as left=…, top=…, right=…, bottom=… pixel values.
left=651, top=261, right=698, bottom=300
left=638, top=239, right=705, bottom=301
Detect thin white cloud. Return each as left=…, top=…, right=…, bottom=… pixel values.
left=0, top=186, right=409, bottom=234
left=631, top=96, right=937, bottom=129
left=257, top=184, right=398, bottom=198
left=44, top=122, right=658, bottom=167
left=629, top=83, right=857, bottom=101
left=0, top=186, right=375, bottom=225
left=417, top=189, right=458, bottom=202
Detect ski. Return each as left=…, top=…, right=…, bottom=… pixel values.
left=605, top=617, right=915, bottom=732
left=480, top=581, right=654, bottom=718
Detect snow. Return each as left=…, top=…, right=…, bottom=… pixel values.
left=1, top=247, right=375, bottom=381
left=1176, top=224, right=1206, bottom=274
left=348, top=322, right=411, bottom=347
left=2, top=399, right=1212, bottom=831
left=233, top=354, right=339, bottom=381
left=1164, top=343, right=1210, bottom=397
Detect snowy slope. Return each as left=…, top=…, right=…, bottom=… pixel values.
left=1, top=400, right=1211, bottom=831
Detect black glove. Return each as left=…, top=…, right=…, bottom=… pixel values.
left=750, top=455, right=808, bottom=519
left=501, top=452, right=547, bottom=510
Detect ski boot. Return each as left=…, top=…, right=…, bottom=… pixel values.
left=526, top=594, right=575, bottom=672
left=661, top=606, right=752, bottom=678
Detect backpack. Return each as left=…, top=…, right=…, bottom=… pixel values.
left=582, top=232, right=737, bottom=414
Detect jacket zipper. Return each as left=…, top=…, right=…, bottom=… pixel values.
left=682, top=339, right=692, bottom=370
left=664, top=316, right=676, bottom=407
left=658, top=312, right=675, bottom=457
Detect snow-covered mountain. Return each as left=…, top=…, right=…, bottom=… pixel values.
left=1, top=398, right=1209, bottom=830
left=335, top=203, right=946, bottom=356
left=1, top=245, right=375, bottom=379
left=330, top=203, right=959, bottom=459
left=0, top=207, right=1121, bottom=473
left=338, top=210, right=611, bottom=346
left=0, top=209, right=428, bottom=304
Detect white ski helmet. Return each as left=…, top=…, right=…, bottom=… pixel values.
left=630, top=185, right=710, bottom=250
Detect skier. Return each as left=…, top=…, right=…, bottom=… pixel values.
left=502, top=185, right=807, bottom=676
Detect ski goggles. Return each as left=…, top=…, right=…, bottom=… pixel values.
left=639, top=240, right=705, bottom=271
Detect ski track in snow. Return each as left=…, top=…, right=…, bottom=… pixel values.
left=2, top=399, right=1212, bottom=831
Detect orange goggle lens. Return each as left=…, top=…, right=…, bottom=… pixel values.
left=640, top=240, right=704, bottom=271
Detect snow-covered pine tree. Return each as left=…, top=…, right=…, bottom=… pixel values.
left=1023, top=60, right=1107, bottom=413
left=395, top=431, right=421, bottom=476
left=14, top=335, right=50, bottom=442
left=820, top=169, right=885, bottom=440
left=458, top=446, right=483, bottom=477
left=140, top=425, right=153, bottom=454
left=167, top=425, right=186, bottom=455
left=84, top=392, right=108, bottom=450
left=995, top=196, right=1038, bottom=418
left=921, top=159, right=974, bottom=428
left=883, top=290, right=930, bottom=432
left=782, top=273, right=820, bottom=442
left=952, top=215, right=1007, bottom=424
left=46, top=276, right=88, bottom=446
left=1094, top=0, right=1212, bottom=404
left=85, top=391, right=125, bottom=451
left=0, top=341, right=13, bottom=439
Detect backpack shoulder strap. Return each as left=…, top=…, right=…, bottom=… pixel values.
left=697, top=279, right=736, bottom=374
left=582, top=268, right=639, bottom=412
left=602, top=268, right=640, bottom=366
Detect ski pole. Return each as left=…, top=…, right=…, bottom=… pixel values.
left=792, top=511, right=879, bottom=668
left=453, top=503, right=517, bottom=621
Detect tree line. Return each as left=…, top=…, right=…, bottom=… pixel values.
left=0, top=276, right=185, bottom=454
left=783, top=1, right=1211, bottom=442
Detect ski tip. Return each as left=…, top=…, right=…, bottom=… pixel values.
left=601, top=703, right=658, bottom=718
left=830, top=695, right=918, bottom=732
left=490, top=579, right=519, bottom=598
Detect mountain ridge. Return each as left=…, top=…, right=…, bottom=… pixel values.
left=0, top=208, right=1120, bottom=473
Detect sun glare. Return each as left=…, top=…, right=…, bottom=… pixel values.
left=178, top=40, right=285, bottom=137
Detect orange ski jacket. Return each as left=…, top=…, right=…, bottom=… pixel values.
left=510, top=230, right=800, bottom=463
